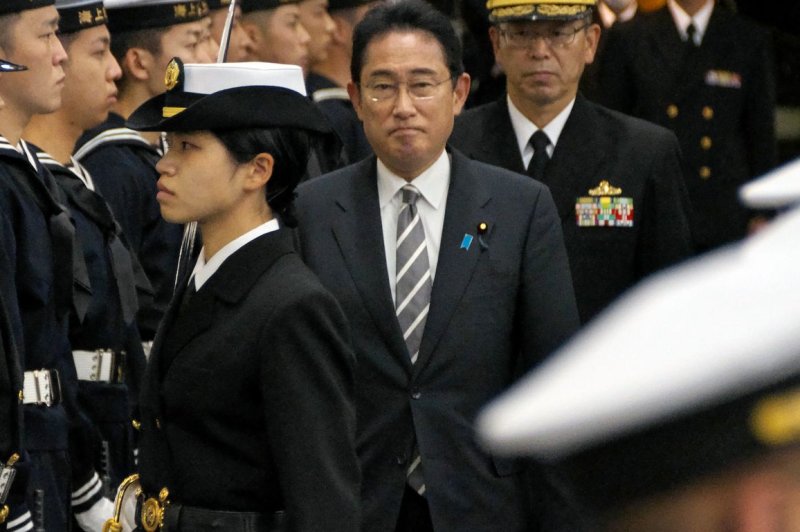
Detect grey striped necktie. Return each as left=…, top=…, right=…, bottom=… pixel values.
left=395, top=184, right=430, bottom=497
left=395, top=184, right=432, bottom=365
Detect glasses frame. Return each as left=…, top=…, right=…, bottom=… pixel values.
left=360, top=76, right=455, bottom=103
left=499, top=21, right=592, bottom=49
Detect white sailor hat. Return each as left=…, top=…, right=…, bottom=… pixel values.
left=128, top=58, right=330, bottom=133
left=478, top=190, right=800, bottom=510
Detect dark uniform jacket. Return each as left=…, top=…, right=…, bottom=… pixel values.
left=450, top=95, right=695, bottom=322
left=294, top=150, right=580, bottom=532
left=75, top=113, right=181, bottom=341
left=307, top=72, right=373, bottom=164
left=0, top=294, right=28, bottom=531
left=35, top=151, right=148, bottom=492
left=138, top=229, right=360, bottom=531
left=597, top=5, right=777, bottom=249
left=0, top=137, right=99, bottom=529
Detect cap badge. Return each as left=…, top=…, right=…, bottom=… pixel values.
left=165, top=58, right=182, bottom=92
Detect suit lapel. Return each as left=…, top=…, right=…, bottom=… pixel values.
left=647, top=8, right=688, bottom=99
left=142, top=231, right=296, bottom=410
left=471, top=98, right=526, bottom=174
left=544, top=96, right=610, bottom=219
left=413, top=151, right=489, bottom=377
left=674, top=6, right=730, bottom=104
left=331, top=159, right=412, bottom=371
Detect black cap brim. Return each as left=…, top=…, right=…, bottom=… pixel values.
left=127, top=86, right=333, bottom=134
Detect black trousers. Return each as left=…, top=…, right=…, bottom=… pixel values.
left=395, top=485, right=434, bottom=532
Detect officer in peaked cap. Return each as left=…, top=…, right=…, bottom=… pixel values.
left=102, top=59, right=360, bottom=532
left=478, top=159, right=800, bottom=531
left=450, top=0, right=695, bottom=324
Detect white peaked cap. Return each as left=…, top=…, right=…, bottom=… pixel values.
left=740, top=157, right=800, bottom=209
left=478, top=204, right=800, bottom=459
left=181, top=62, right=307, bottom=97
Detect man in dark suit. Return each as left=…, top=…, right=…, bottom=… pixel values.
left=450, top=0, right=695, bottom=323
left=596, top=0, right=777, bottom=250
left=294, top=2, right=580, bottom=531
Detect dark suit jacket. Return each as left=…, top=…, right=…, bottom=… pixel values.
left=597, top=6, right=777, bottom=248
left=294, top=149, right=580, bottom=532
left=450, top=95, right=695, bottom=323
left=137, top=230, right=360, bottom=532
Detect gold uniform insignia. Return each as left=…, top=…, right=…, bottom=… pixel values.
left=164, top=59, right=181, bottom=91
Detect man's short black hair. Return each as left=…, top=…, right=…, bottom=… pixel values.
left=350, top=0, right=464, bottom=84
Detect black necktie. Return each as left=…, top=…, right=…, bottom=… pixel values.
left=686, top=23, right=698, bottom=48
left=526, top=130, right=551, bottom=182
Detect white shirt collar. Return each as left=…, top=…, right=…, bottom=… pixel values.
left=190, top=218, right=280, bottom=290
left=598, top=1, right=638, bottom=27
left=507, top=95, right=575, bottom=160
left=668, top=0, right=714, bottom=45
left=377, top=150, right=450, bottom=211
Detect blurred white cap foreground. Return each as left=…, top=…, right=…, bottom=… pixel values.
left=478, top=159, right=800, bottom=509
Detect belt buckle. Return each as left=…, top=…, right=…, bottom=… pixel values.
left=141, top=487, right=169, bottom=532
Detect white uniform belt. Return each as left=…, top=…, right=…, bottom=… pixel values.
left=72, top=349, right=124, bottom=383
left=22, top=369, right=62, bottom=406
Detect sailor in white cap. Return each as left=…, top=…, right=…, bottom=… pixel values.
left=478, top=157, right=800, bottom=532
left=102, top=59, right=360, bottom=532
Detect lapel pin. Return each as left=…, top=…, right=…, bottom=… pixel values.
left=460, top=234, right=473, bottom=250
left=477, top=222, right=489, bottom=250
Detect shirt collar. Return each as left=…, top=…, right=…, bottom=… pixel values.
left=190, top=218, right=281, bottom=290
left=507, top=95, right=575, bottom=156
left=377, top=150, right=450, bottom=211
left=668, top=0, right=714, bottom=43
left=0, top=135, right=38, bottom=170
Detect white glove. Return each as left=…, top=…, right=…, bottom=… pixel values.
left=74, top=496, right=115, bottom=531
left=119, top=484, right=138, bottom=531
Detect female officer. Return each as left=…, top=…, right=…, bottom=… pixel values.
left=120, top=59, right=359, bottom=532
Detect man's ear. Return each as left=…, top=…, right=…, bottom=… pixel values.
left=347, top=81, right=363, bottom=120
left=244, top=152, right=274, bottom=191
left=122, top=47, right=154, bottom=82
left=241, top=21, right=262, bottom=59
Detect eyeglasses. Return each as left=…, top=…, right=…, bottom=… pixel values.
left=361, top=77, right=453, bottom=103
left=499, top=22, right=591, bottom=49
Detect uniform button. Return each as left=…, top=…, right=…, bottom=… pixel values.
left=411, top=390, right=421, bottom=400
left=700, top=136, right=712, bottom=150
left=699, top=166, right=712, bottom=179
left=132, top=419, right=142, bottom=431
left=155, top=418, right=162, bottom=429
left=702, top=106, right=714, bottom=120
left=18, top=390, right=23, bottom=402
left=666, top=104, right=679, bottom=119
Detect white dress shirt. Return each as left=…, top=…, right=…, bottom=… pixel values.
left=507, top=95, right=575, bottom=169
left=668, top=0, right=714, bottom=46
left=377, top=151, right=450, bottom=303
left=189, top=218, right=280, bottom=290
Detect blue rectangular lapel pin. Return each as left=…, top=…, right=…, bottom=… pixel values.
left=460, top=234, right=474, bottom=251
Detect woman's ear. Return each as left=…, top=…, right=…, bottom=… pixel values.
left=243, top=152, right=274, bottom=191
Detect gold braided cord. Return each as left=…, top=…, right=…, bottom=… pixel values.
left=487, top=0, right=595, bottom=10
